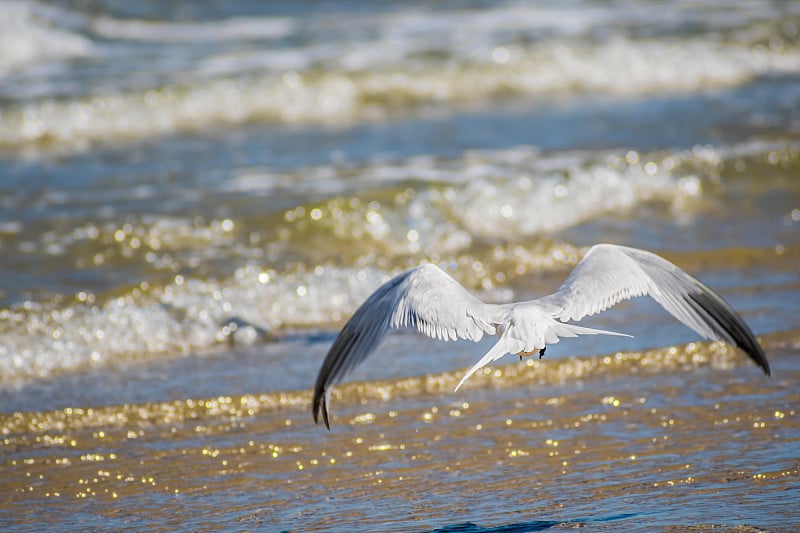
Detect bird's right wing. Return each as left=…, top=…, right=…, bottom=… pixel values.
left=313, top=264, right=502, bottom=429
left=536, top=244, right=769, bottom=375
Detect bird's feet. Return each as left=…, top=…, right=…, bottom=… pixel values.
left=518, top=346, right=547, bottom=360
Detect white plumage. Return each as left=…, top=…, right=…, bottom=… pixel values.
left=313, top=244, right=770, bottom=429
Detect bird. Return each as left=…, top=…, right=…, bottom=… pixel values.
left=312, top=243, right=770, bottom=429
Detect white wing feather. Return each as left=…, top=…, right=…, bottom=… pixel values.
left=535, top=245, right=766, bottom=351
left=312, top=264, right=502, bottom=428
left=388, top=264, right=500, bottom=342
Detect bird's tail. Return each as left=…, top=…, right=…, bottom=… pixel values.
left=454, top=321, right=631, bottom=392
left=455, top=334, right=518, bottom=392
left=549, top=322, right=632, bottom=339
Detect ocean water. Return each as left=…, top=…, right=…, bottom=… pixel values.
left=1, top=0, right=799, bottom=531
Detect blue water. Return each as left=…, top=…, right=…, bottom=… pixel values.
left=0, top=1, right=798, bottom=531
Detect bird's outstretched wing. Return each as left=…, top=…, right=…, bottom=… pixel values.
left=313, top=245, right=770, bottom=429
left=535, top=244, right=770, bottom=375
left=312, top=264, right=502, bottom=429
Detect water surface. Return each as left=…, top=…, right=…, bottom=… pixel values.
left=0, top=0, right=798, bottom=531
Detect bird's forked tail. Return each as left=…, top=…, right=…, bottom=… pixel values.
left=454, top=321, right=630, bottom=392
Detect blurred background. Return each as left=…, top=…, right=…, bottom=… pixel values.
left=1, top=0, right=799, bottom=409
left=1, top=1, right=799, bottom=531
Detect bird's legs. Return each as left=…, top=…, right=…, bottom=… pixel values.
left=518, top=346, right=547, bottom=361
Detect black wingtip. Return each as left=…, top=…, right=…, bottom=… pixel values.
left=321, top=395, right=331, bottom=431
left=312, top=386, right=331, bottom=431
left=687, top=290, right=771, bottom=377
left=745, top=341, right=770, bottom=377
left=754, top=344, right=771, bottom=377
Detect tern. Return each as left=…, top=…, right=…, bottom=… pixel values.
left=312, top=244, right=770, bottom=429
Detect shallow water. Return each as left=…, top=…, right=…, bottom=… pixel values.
left=2, top=338, right=798, bottom=532
left=1, top=0, right=799, bottom=531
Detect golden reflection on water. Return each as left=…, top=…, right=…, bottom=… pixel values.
left=0, top=335, right=771, bottom=437
left=1, top=334, right=798, bottom=530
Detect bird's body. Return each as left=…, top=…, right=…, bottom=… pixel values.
left=312, top=244, right=770, bottom=429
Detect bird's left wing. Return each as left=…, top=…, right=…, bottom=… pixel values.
left=313, top=264, right=502, bottom=429
left=535, top=244, right=769, bottom=375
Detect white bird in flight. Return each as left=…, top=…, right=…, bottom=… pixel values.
left=313, top=244, right=770, bottom=429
